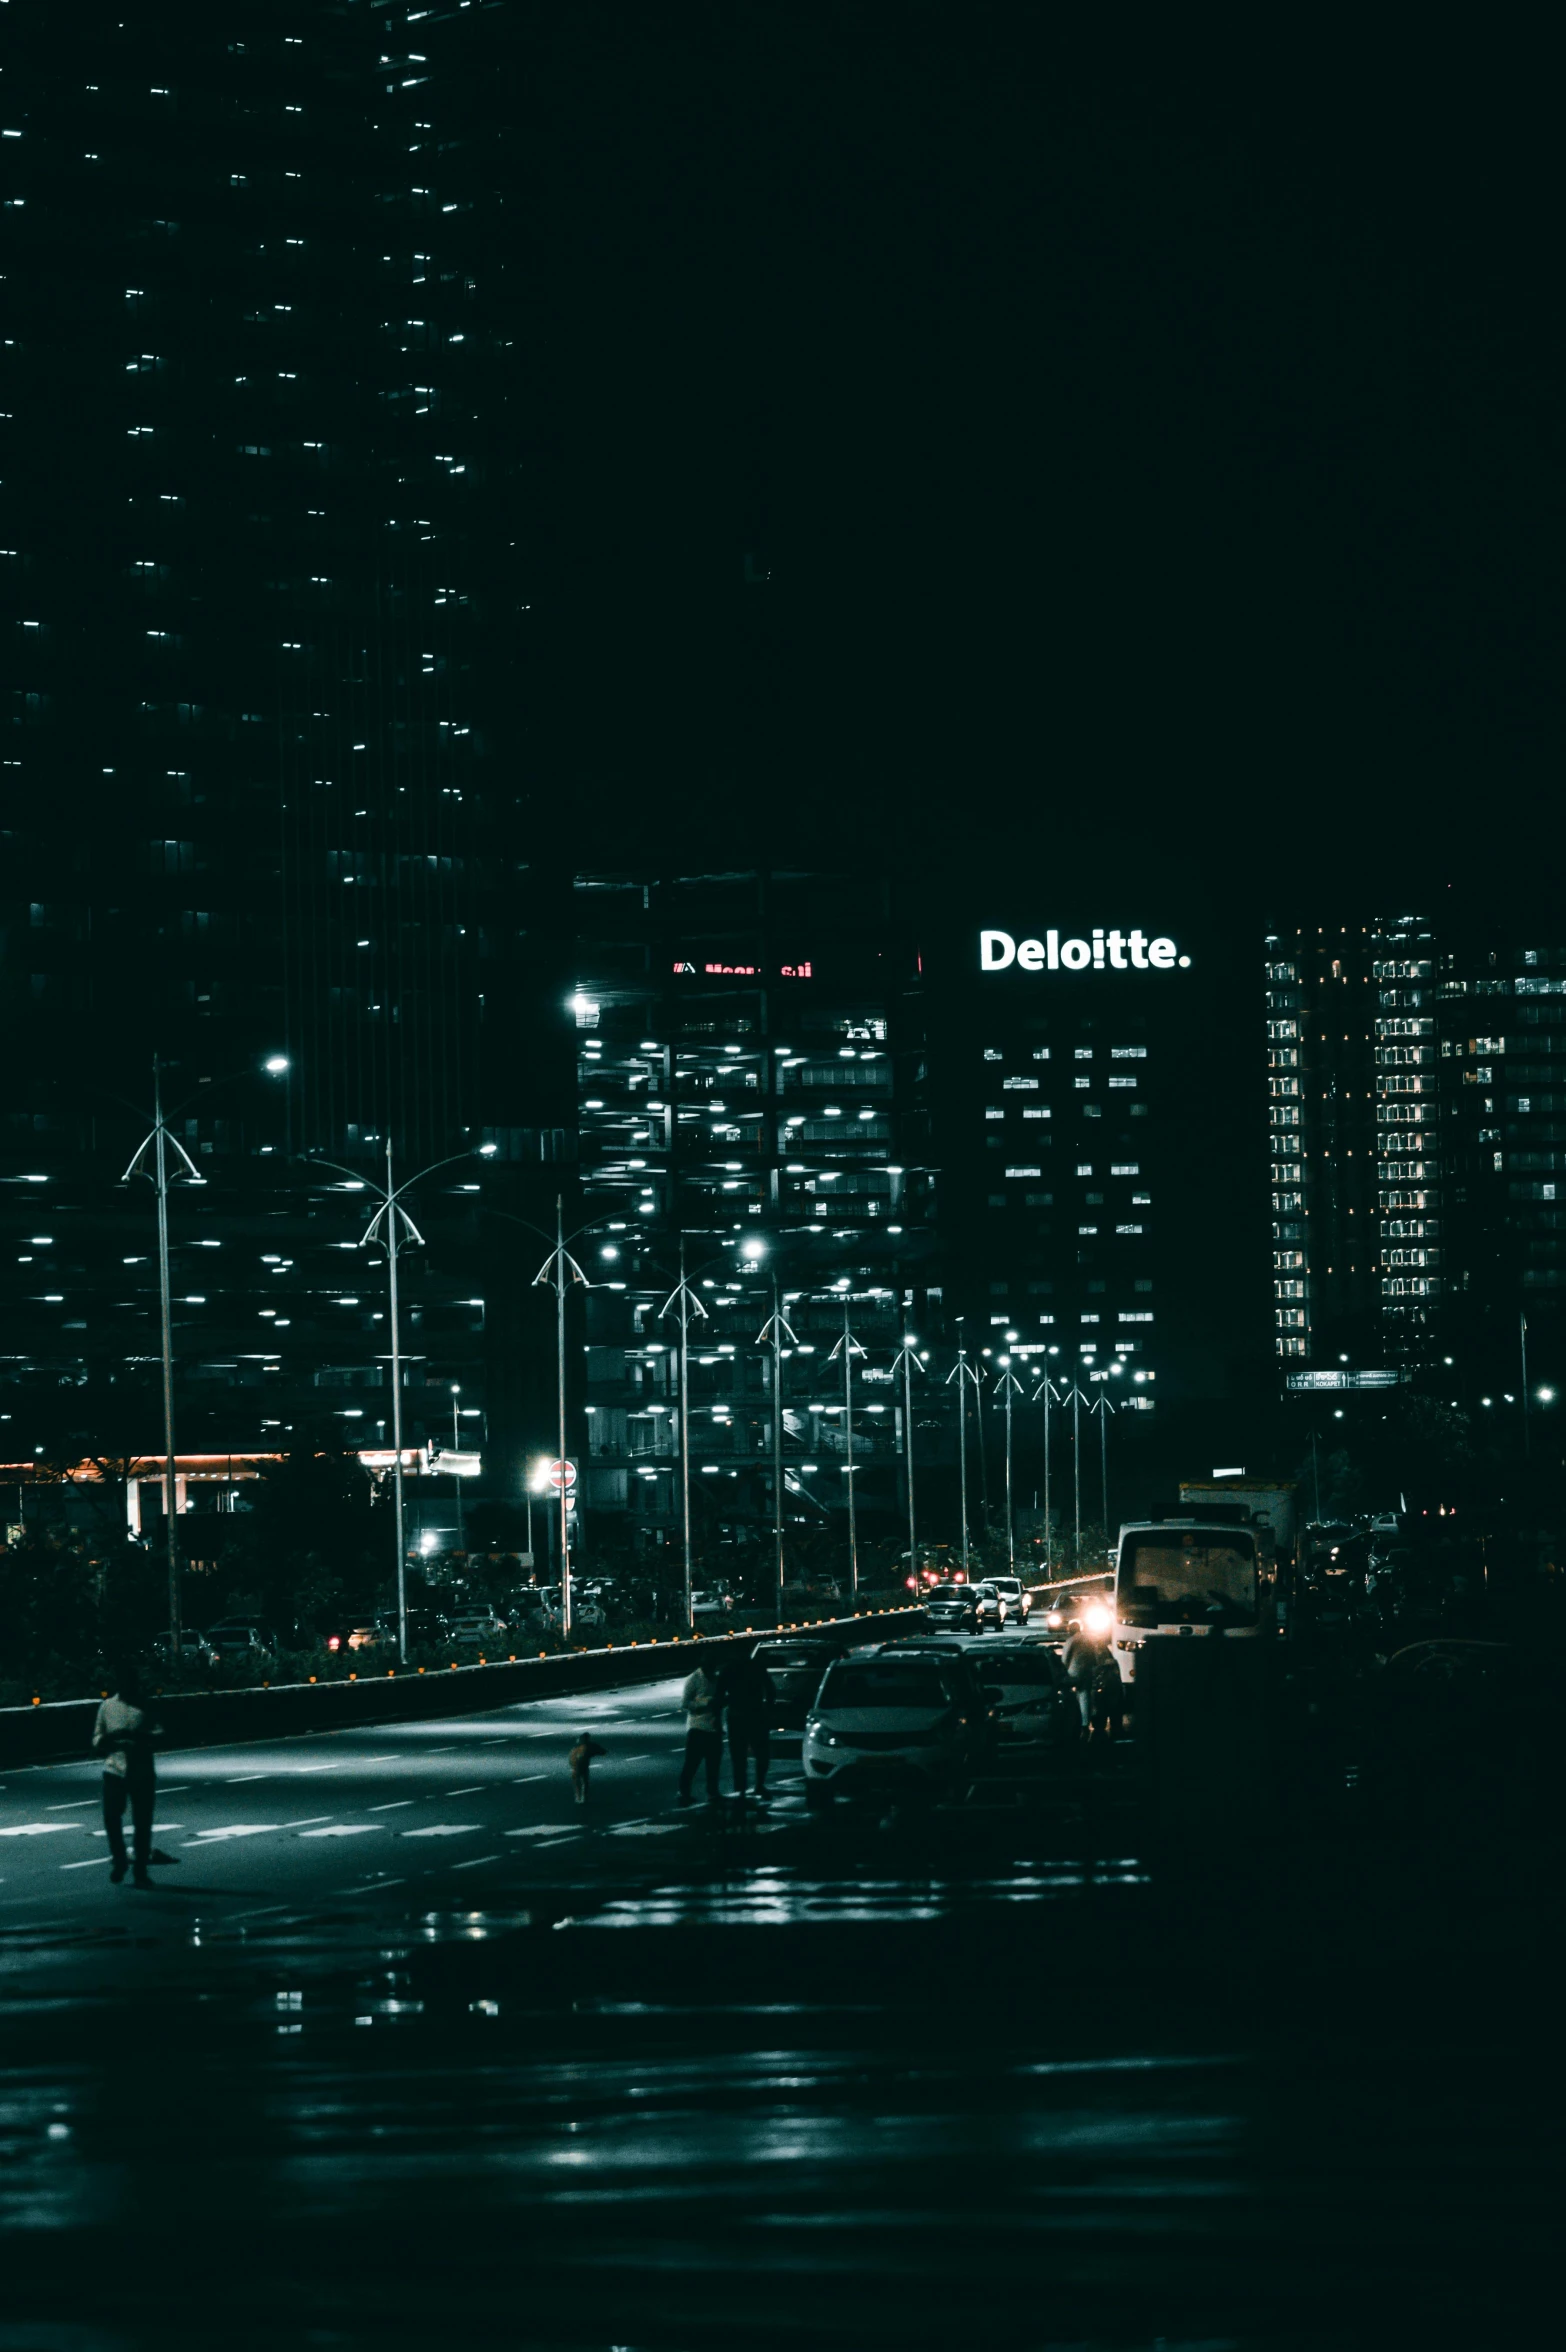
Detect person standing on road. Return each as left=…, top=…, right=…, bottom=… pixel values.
left=93, top=1664, right=162, bottom=1887
left=723, top=1646, right=777, bottom=1799
left=1061, top=1627, right=1107, bottom=1737
left=568, top=1729, right=606, bottom=1804
left=675, top=1659, right=725, bottom=1805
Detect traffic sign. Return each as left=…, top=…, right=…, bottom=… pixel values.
left=546, top=1458, right=577, bottom=1494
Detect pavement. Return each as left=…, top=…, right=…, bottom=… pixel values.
left=0, top=1673, right=739, bottom=1928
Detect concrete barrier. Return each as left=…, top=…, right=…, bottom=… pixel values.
left=0, top=1609, right=925, bottom=1769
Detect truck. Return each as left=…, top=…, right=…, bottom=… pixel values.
left=1175, top=1478, right=1298, bottom=1565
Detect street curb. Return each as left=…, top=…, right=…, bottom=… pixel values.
left=0, top=1608, right=924, bottom=1767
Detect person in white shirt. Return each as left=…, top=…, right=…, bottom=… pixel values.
left=92, top=1664, right=163, bottom=1887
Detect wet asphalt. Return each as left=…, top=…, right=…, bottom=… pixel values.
left=0, top=1667, right=1559, bottom=2349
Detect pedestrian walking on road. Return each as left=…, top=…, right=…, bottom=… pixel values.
left=723, top=1647, right=777, bottom=1799
left=1061, top=1627, right=1107, bottom=1737
left=675, top=1660, right=725, bottom=1805
left=93, top=1664, right=162, bottom=1887
left=569, top=1729, right=606, bottom=1804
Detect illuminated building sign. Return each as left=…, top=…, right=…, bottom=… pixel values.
left=980, top=928, right=1192, bottom=973
left=1285, top=1368, right=1408, bottom=1392
left=672, top=959, right=814, bottom=978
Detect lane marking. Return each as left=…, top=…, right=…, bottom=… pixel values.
left=61, top=1857, right=114, bottom=1870
left=182, top=1824, right=280, bottom=1844
left=444, top=1786, right=483, bottom=1796
left=282, top=1817, right=333, bottom=1829
left=46, top=1801, right=97, bottom=1811
left=401, top=1823, right=480, bottom=1839
left=509, top=1774, right=549, bottom=1785
left=0, top=1824, right=82, bottom=1838
left=450, top=1854, right=503, bottom=1871
left=368, top=1800, right=414, bottom=1812
left=298, top=1825, right=382, bottom=1838
left=343, top=1878, right=406, bottom=1894
left=227, top=1774, right=269, bottom=1784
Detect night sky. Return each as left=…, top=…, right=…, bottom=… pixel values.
left=527, top=8, right=1560, bottom=913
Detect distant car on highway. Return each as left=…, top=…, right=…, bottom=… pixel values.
left=987, top=1576, right=1031, bottom=1624
left=971, top=1582, right=1006, bottom=1632
left=924, top=1583, right=979, bottom=1632
left=1036, top=1591, right=1112, bottom=1644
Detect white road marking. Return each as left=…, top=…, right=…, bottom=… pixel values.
left=227, top=1774, right=269, bottom=1784
left=61, top=1857, right=114, bottom=1870
left=46, top=1800, right=97, bottom=1811
left=509, top=1774, right=549, bottom=1785
left=298, top=1825, right=382, bottom=1838
left=183, top=1825, right=280, bottom=1843
left=343, top=1878, right=406, bottom=1894
left=445, top=1786, right=483, bottom=1796
left=368, top=1800, right=414, bottom=1812
left=504, top=1824, right=576, bottom=1839
left=0, top=1824, right=82, bottom=1838
left=401, top=1823, right=481, bottom=1839
left=450, top=1854, right=503, bottom=1870
left=282, top=1817, right=333, bottom=1828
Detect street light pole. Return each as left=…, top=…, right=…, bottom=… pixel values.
left=1520, top=1310, right=1531, bottom=1460
left=659, top=1238, right=707, bottom=1634
left=1071, top=1382, right=1084, bottom=1572
left=313, top=1136, right=491, bottom=1665
left=451, top=1385, right=465, bottom=1554
left=829, top=1297, right=865, bottom=1601
left=757, top=1275, right=799, bottom=1625
left=123, top=1052, right=291, bottom=1650
left=122, top=1056, right=205, bottom=1648
left=998, top=1361, right=1023, bottom=1574
left=1090, top=1386, right=1115, bottom=1551
left=947, top=1327, right=974, bottom=1575
left=531, top=1192, right=592, bottom=1641
left=891, top=1333, right=925, bottom=1585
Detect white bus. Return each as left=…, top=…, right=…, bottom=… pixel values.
left=1111, top=1518, right=1276, bottom=1679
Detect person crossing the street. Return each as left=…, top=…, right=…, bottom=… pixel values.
left=93, top=1664, right=163, bottom=1888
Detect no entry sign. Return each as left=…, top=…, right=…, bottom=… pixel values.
left=546, top=1458, right=577, bottom=1494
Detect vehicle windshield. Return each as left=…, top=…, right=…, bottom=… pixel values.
left=982, top=1654, right=1060, bottom=1686
left=930, top=1585, right=968, bottom=1599
left=763, top=1649, right=828, bottom=1668
left=1117, top=1533, right=1258, bottom=1626
left=820, top=1664, right=953, bottom=1710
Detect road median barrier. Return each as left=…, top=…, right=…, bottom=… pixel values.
left=0, top=1607, right=925, bottom=1768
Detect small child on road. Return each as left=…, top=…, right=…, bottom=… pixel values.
left=569, top=1730, right=606, bottom=1804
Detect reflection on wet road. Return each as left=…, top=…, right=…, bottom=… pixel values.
left=0, top=1673, right=1559, bottom=2348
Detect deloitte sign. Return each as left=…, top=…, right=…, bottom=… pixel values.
left=979, top=926, right=1192, bottom=974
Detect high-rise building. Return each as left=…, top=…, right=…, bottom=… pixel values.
left=1, top=6, right=554, bottom=1517
left=564, top=870, right=937, bottom=1577
left=1265, top=918, right=1442, bottom=1371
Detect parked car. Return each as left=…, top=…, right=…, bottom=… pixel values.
left=690, top=1588, right=734, bottom=1620
left=975, top=1638, right=1077, bottom=1749
left=802, top=1643, right=996, bottom=1809
left=154, top=1629, right=216, bottom=1666
left=204, top=1622, right=276, bottom=1662
left=987, top=1575, right=1031, bottom=1624
left=448, top=1611, right=508, bottom=1651
left=924, top=1582, right=979, bottom=1632
left=753, top=1636, right=845, bottom=1726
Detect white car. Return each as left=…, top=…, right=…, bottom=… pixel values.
left=690, top=1589, right=733, bottom=1620
left=802, top=1645, right=994, bottom=1809
left=448, top=1612, right=508, bottom=1650
left=987, top=1576, right=1031, bottom=1624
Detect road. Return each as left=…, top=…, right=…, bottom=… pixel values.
left=0, top=1673, right=786, bottom=1924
